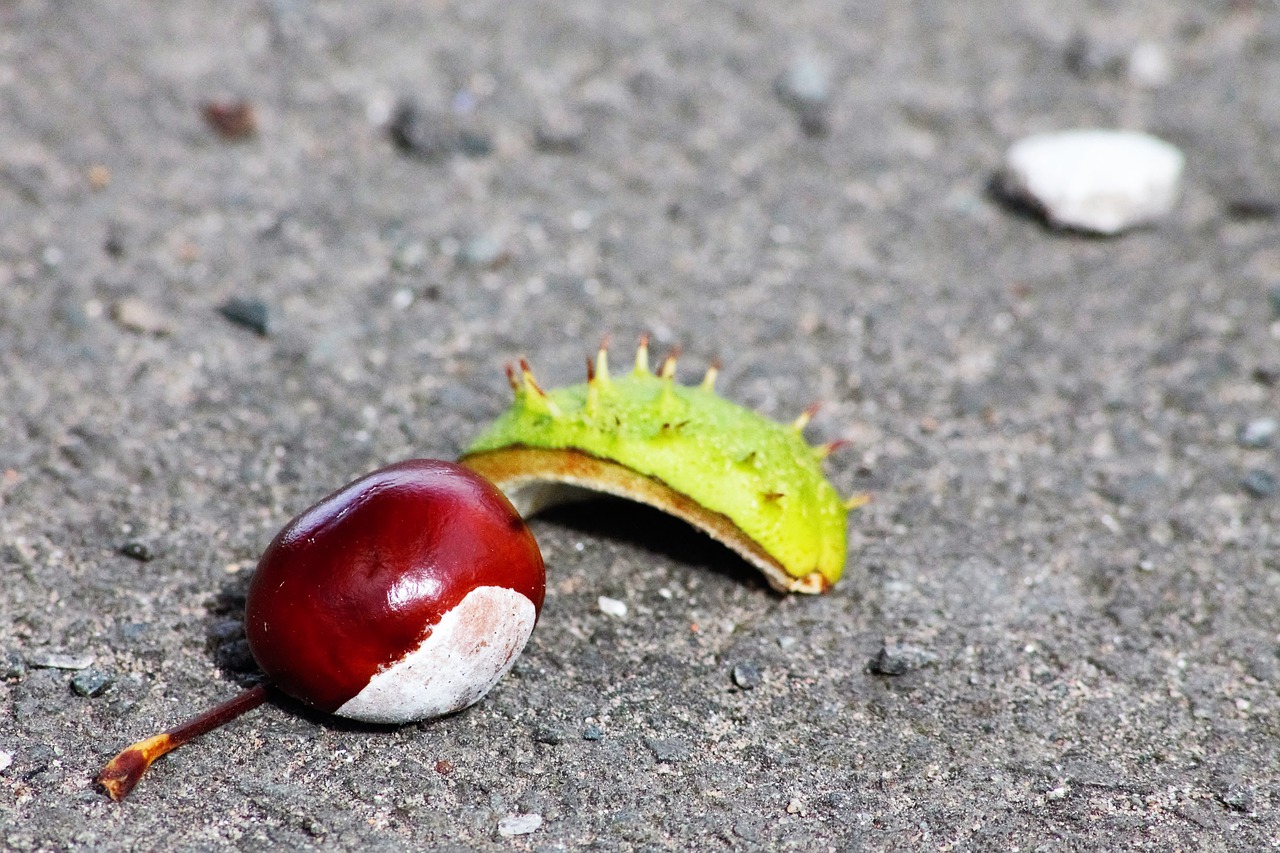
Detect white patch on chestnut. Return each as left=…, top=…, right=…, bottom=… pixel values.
left=335, top=585, right=537, bottom=724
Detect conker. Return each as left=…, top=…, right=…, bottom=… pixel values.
left=98, top=459, right=545, bottom=800
left=247, top=458, right=545, bottom=721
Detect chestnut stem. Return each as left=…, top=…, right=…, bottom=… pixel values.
left=97, top=683, right=270, bottom=801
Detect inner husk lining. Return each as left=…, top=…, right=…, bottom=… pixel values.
left=461, top=446, right=828, bottom=594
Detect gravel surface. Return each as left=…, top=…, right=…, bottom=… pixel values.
left=3, top=1, right=1279, bottom=850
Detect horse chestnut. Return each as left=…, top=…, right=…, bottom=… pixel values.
left=98, top=459, right=545, bottom=800
left=246, top=458, right=545, bottom=722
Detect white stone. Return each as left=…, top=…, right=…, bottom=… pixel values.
left=1002, top=129, right=1185, bottom=234
left=0, top=751, right=12, bottom=772
left=335, top=585, right=537, bottom=724
left=597, top=595, right=628, bottom=618
left=497, top=813, right=543, bottom=837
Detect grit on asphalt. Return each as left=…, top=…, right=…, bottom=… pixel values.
left=2, top=2, right=1279, bottom=850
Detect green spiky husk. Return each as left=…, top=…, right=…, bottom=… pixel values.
left=463, top=366, right=848, bottom=588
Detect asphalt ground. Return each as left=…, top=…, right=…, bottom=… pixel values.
left=2, top=1, right=1279, bottom=849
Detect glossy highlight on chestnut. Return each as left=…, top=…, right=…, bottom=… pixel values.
left=97, top=459, right=545, bottom=801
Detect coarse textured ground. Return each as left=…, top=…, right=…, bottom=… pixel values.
left=2, top=1, right=1280, bottom=850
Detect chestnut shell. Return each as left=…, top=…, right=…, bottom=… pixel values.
left=245, top=459, right=545, bottom=714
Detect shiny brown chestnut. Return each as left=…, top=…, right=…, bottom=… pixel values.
left=97, top=459, right=545, bottom=800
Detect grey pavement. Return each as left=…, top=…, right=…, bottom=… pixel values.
left=2, top=1, right=1278, bottom=849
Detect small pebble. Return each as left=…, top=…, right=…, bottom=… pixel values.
left=87, top=164, right=111, bottom=190
left=582, top=723, right=604, bottom=741
left=1218, top=785, right=1254, bottom=813
left=0, top=751, right=12, bottom=772
left=1238, top=418, right=1278, bottom=449
left=388, top=100, right=491, bottom=160
left=391, top=288, right=414, bottom=310
left=218, top=297, right=271, bottom=336
left=868, top=642, right=936, bottom=676
left=1127, top=41, right=1171, bottom=88
left=2, top=652, right=27, bottom=680
left=104, top=229, right=126, bottom=258
left=534, top=107, right=586, bottom=153
left=391, top=240, right=426, bottom=273
left=534, top=726, right=565, bottom=745
left=497, top=813, right=542, bottom=837
left=731, top=662, right=762, bottom=690
left=388, top=101, right=455, bottom=159
left=202, top=99, right=257, bottom=140
left=119, top=541, right=154, bottom=562
left=1242, top=469, right=1277, bottom=499
left=28, top=652, right=95, bottom=671
left=776, top=56, right=830, bottom=109
left=1063, top=31, right=1123, bottom=77
left=1226, top=197, right=1280, bottom=221
left=597, top=596, right=628, bottom=618
left=870, top=646, right=909, bottom=676
left=775, top=56, right=831, bottom=138
left=459, top=235, right=507, bottom=269
left=111, top=298, right=174, bottom=335
left=1000, top=129, right=1184, bottom=234
left=1253, top=367, right=1280, bottom=386
left=645, top=737, right=689, bottom=763
left=70, top=668, right=113, bottom=698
